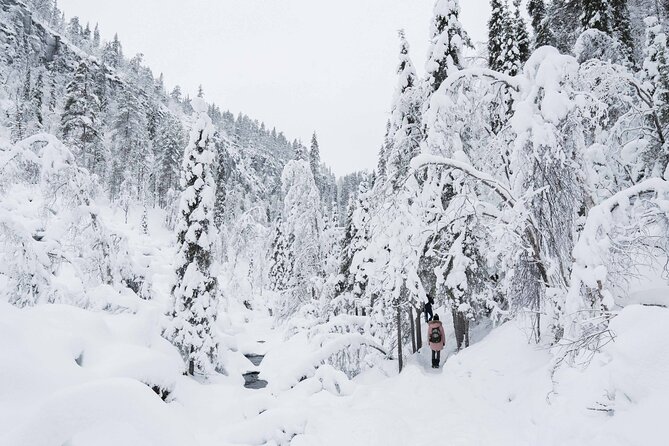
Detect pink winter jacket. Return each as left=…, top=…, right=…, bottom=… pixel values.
left=427, top=320, right=446, bottom=351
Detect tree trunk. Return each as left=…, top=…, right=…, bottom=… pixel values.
left=409, top=307, right=416, bottom=354
left=397, top=303, right=403, bottom=373
left=415, top=307, right=423, bottom=350
left=188, top=345, right=195, bottom=375
left=452, top=309, right=469, bottom=351
left=464, top=317, right=470, bottom=348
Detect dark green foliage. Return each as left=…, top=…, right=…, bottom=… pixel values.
left=268, top=219, right=294, bottom=292
left=512, top=0, right=530, bottom=67
left=60, top=61, right=103, bottom=172
left=527, top=0, right=553, bottom=48
left=488, top=0, right=510, bottom=71
left=610, top=0, right=635, bottom=64
left=581, top=0, right=612, bottom=33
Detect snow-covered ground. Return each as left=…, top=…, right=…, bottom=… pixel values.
left=1, top=283, right=667, bottom=445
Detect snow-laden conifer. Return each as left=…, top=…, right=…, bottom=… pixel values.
left=164, top=98, right=220, bottom=376
left=386, top=30, right=422, bottom=189
left=425, top=0, right=469, bottom=94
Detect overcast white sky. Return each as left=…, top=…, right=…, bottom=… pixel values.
left=58, top=0, right=492, bottom=175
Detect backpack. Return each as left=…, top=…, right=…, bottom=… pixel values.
left=430, top=326, right=442, bottom=344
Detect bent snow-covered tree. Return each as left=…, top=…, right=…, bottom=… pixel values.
left=164, top=98, right=220, bottom=376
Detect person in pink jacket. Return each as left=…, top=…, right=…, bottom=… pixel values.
left=427, top=314, right=446, bottom=369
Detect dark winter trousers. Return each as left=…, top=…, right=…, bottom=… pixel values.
left=424, top=302, right=434, bottom=322
left=431, top=349, right=440, bottom=368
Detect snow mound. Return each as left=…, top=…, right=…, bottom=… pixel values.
left=4, top=379, right=195, bottom=446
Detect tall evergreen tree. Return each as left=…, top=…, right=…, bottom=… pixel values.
left=527, top=0, right=552, bottom=48
left=581, top=0, right=612, bottom=34
left=32, top=71, right=44, bottom=127
left=60, top=61, right=103, bottom=172
left=170, top=85, right=183, bottom=102
left=639, top=15, right=669, bottom=178
left=387, top=30, right=422, bottom=189
left=213, top=139, right=227, bottom=228
left=335, top=182, right=371, bottom=315
left=93, top=23, right=100, bottom=47
left=293, top=140, right=308, bottom=161
left=164, top=99, right=220, bottom=376
left=488, top=0, right=511, bottom=72
left=309, top=132, right=322, bottom=191
left=29, top=0, right=54, bottom=20
left=102, top=33, right=123, bottom=68
left=610, top=0, right=635, bottom=63
left=426, top=0, right=469, bottom=94
left=110, top=87, right=149, bottom=197
left=268, top=218, right=294, bottom=292
left=512, top=0, right=530, bottom=68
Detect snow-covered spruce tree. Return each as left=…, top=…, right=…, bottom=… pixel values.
left=425, top=0, right=469, bottom=95
left=109, top=87, right=149, bottom=200
left=293, top=139, right=308, bottom=161
left=164, top=99, right=220, bottom=376
left=637, top=16, right=669, bottom=179
left=102, top=33, right=123, bottom=69
left=28, top=0, right=55, bottom=20
left=544, top=0, right=584, bottom=54
left=155, top=112, right=186, bottom=207
left=213, top=145, right=227, bottom=229
left=581, top=0, right=612, bottom=34
left=527, top=0, right=552, bottom=48
left=334, top=199, right=356, bottom=313
left=386, top=30, right=423, bottom=189
left=321, top=202, right=343, bottom=278
left=60, top=61, right=103, bottom=175
left=488, top=0, right=511, bottom=72
left=512, top=0, right=530, bottom=70
left=31, top=71, right=44, bottom=129
left=334, top=181, right=371, bottom=316
left=268, top=218, right=294, bottom=292
left=423, top=0, right=470, bottom=153
left=309, top=132, right=322, bottom=194
left=487, top=0, right=517, bottom=134
left=610, top=0, right=635, bottom=63
left=93, top=23, right=100, bottom=48
left=576, top=0, right=635, bottom=65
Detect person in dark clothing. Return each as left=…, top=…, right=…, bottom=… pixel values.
left=427, top=314, right=446, bottom=369
left=424, top=294, right=434, bottom=323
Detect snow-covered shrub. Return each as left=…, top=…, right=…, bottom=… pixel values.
left=0, top=134, right=148, bottom=308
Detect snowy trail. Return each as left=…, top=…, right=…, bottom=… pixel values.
left=233, top=311, right=661, bottom=446
left=284, top=322, right=548, bottom=446
left=219, top=314, right=544, bottom=445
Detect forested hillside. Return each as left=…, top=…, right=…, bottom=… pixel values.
left=0, top=0, right=365, bottom=311
left=1, top=0, right=669, bottom=445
